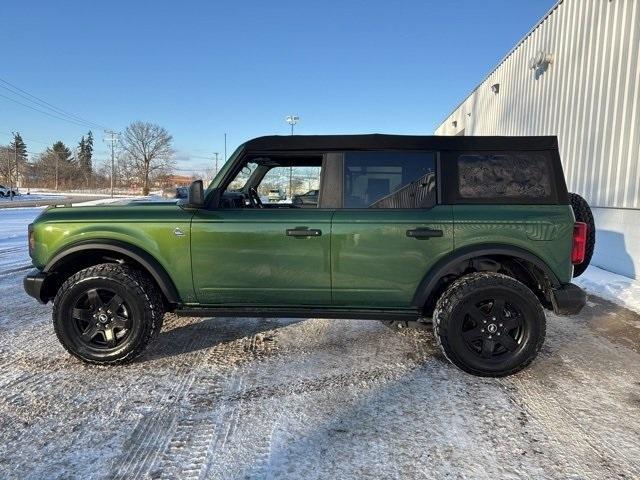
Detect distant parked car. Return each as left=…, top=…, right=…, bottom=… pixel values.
left=292, top=189, right=319, bottom=207
left=0, top=185, right=18, bottom=197
left=175, top=186, right=189, bottom=199
left=267, top=189, right=286, bottom=202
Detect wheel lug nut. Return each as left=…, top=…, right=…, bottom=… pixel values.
left=483, top=320, right=487, bottom=324
left=481, top=329, right=485, bottom=333
left=488, top=335, right=492, bottom=339
left=492, top=317, right=496, bottom=321
left=499, top=323, right=503, bottom=327
left=497, top=332, right=501, bottom=336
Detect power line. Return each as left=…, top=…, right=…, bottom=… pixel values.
left=0, top=92, right=102, bottom=129
left=0, top=130, right=52, bottom=146
left=0, top=77, right=109, bottom=130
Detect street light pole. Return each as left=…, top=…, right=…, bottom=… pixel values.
left=285, top=115, right=299, bottom=200
left=285, top=115, right=299, bottom=135
left=104, top=131, right=119, bottom=198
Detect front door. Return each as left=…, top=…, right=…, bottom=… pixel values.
left=191, top=160, right=333, bottom=306
left=331, top=151, right=453, bottom=308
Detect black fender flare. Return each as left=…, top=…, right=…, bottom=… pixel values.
left=44, top=240, right=181, bottom=304
left=411, top=244, right=560, bottom=308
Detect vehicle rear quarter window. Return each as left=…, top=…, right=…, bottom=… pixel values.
left=343, top=151, right=436, bottom=209
left=446, top=150, right=556, bottom=203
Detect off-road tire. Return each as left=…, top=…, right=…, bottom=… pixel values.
left=53, top=263, right=164, bottom=365
left=433, top=272, right=546, bottom=377
left=569, top=192, right=595, bottom=277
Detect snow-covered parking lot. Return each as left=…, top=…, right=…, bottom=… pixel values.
left=1, top=207, right=639, bottom=479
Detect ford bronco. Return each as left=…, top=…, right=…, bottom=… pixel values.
left=24, top=135, right=593, bottom=376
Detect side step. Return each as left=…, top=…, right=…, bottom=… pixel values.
left=174, top=306, right=421, bottom=321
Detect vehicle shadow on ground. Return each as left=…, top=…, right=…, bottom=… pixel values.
left=139, top=315, right=305, bottom=362
left=591, top=229, right=635, bottom=279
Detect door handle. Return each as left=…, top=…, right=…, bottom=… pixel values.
left=406, top=228, right=443, bottom=239
left=286, top=227, right=322, bottom=237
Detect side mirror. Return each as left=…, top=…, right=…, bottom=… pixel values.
left=186, top=180, right=204, bottom=208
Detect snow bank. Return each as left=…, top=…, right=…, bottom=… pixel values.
left=575, top=265, right=640, bottom=314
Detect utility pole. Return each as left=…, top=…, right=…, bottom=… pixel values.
left=14, top=146, right=18, bottom=195
left=9, top=132, right=20, bottom=200
left=6, top=148, right=14, bottom=201
left=13, top=146, right=17, bottom=200
left=104, top=131, right=119, bottom=198
left=224, top=133, right=227, bottom=162
left=55, top=152, right=59, bottom=191
left=213, top=152, right=219, bottom=175
left=285, top=115, right=299, bottom=199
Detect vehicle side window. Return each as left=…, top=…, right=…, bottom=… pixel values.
left=343, top=151, right=436, bottom=209
left=259, top=166, right=321, bottom=206
left=453, top=151, right=553, bottom=202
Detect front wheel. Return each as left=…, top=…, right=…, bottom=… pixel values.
left=433, top=272, right=545, bottom=377
left=53, top=263, right=164, bottom=365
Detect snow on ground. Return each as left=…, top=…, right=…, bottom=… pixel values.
left=0, top=207, right=41, bottom=275
left=1, top=208, right=639, bottom=479
left=0, top=190, right=169, bottom=209
left=576, top=265, right=640, bottom=314
left=0, top=193, right=59, bottom=203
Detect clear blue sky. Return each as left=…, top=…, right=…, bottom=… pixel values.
left=0, top=0, right=556, bottom=172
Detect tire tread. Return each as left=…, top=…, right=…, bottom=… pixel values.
left=569, top=192, right=595, bottom=278
left=52, top=263, right=164, bottom=365
left=432, top=272, right=546, bottom=377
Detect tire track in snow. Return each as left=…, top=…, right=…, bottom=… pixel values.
left=154, top=332, right=278, bottom=479
left=499, top=310, right=640, bottom=479
left=109, top=324, right=276, bottom=480
left=109, top=326, right=213, bottom=480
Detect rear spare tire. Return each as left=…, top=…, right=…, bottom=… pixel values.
left=569, top=192, right=595, bottom=277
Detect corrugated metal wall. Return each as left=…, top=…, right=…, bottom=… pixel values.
left=435, top=0, right=640, bottom=210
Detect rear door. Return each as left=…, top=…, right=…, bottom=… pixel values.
left=331, top=151, right=453, bottom=308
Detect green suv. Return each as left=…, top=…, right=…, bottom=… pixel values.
left=24, top=135, right=592, bottom=376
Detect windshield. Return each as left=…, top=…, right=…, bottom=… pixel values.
left=226, top=161, right=259, bottom=191
left=204, top=146, right=243, bottom=196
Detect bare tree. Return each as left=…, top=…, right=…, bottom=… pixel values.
left=0, top=146, right=17, bottom=188
left=119, top=121, right=174, bottom=195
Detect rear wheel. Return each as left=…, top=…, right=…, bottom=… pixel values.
left=53, top=263, right=164, bottom=365
left=433, top=272, right=545, bottom=377
left=569, top=192, right=595, bottom=277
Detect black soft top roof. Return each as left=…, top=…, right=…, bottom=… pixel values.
left=242, top=134, right=559, bottom=152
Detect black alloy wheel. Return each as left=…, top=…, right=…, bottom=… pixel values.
left=53, top=263, right=164, bottom=365
left=71, top=288, right=132, bottom=350
left=433, top=272, right=545, bottom=377
left=459, top=296, right=527, bottom=361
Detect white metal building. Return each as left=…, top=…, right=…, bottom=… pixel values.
left=435, top=0, right=640, bottom=280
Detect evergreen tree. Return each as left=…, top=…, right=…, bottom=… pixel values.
left=48, top=141, right=74, bottom=188
left=86, top=130, right=94, bottom=160
left=51, top=141, right=73, bottom=163
left=10, top=132, right=27, bottom=160
left=77, top=131, right=94, bottom=186
left=9, top=132, right=28, bottom=188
